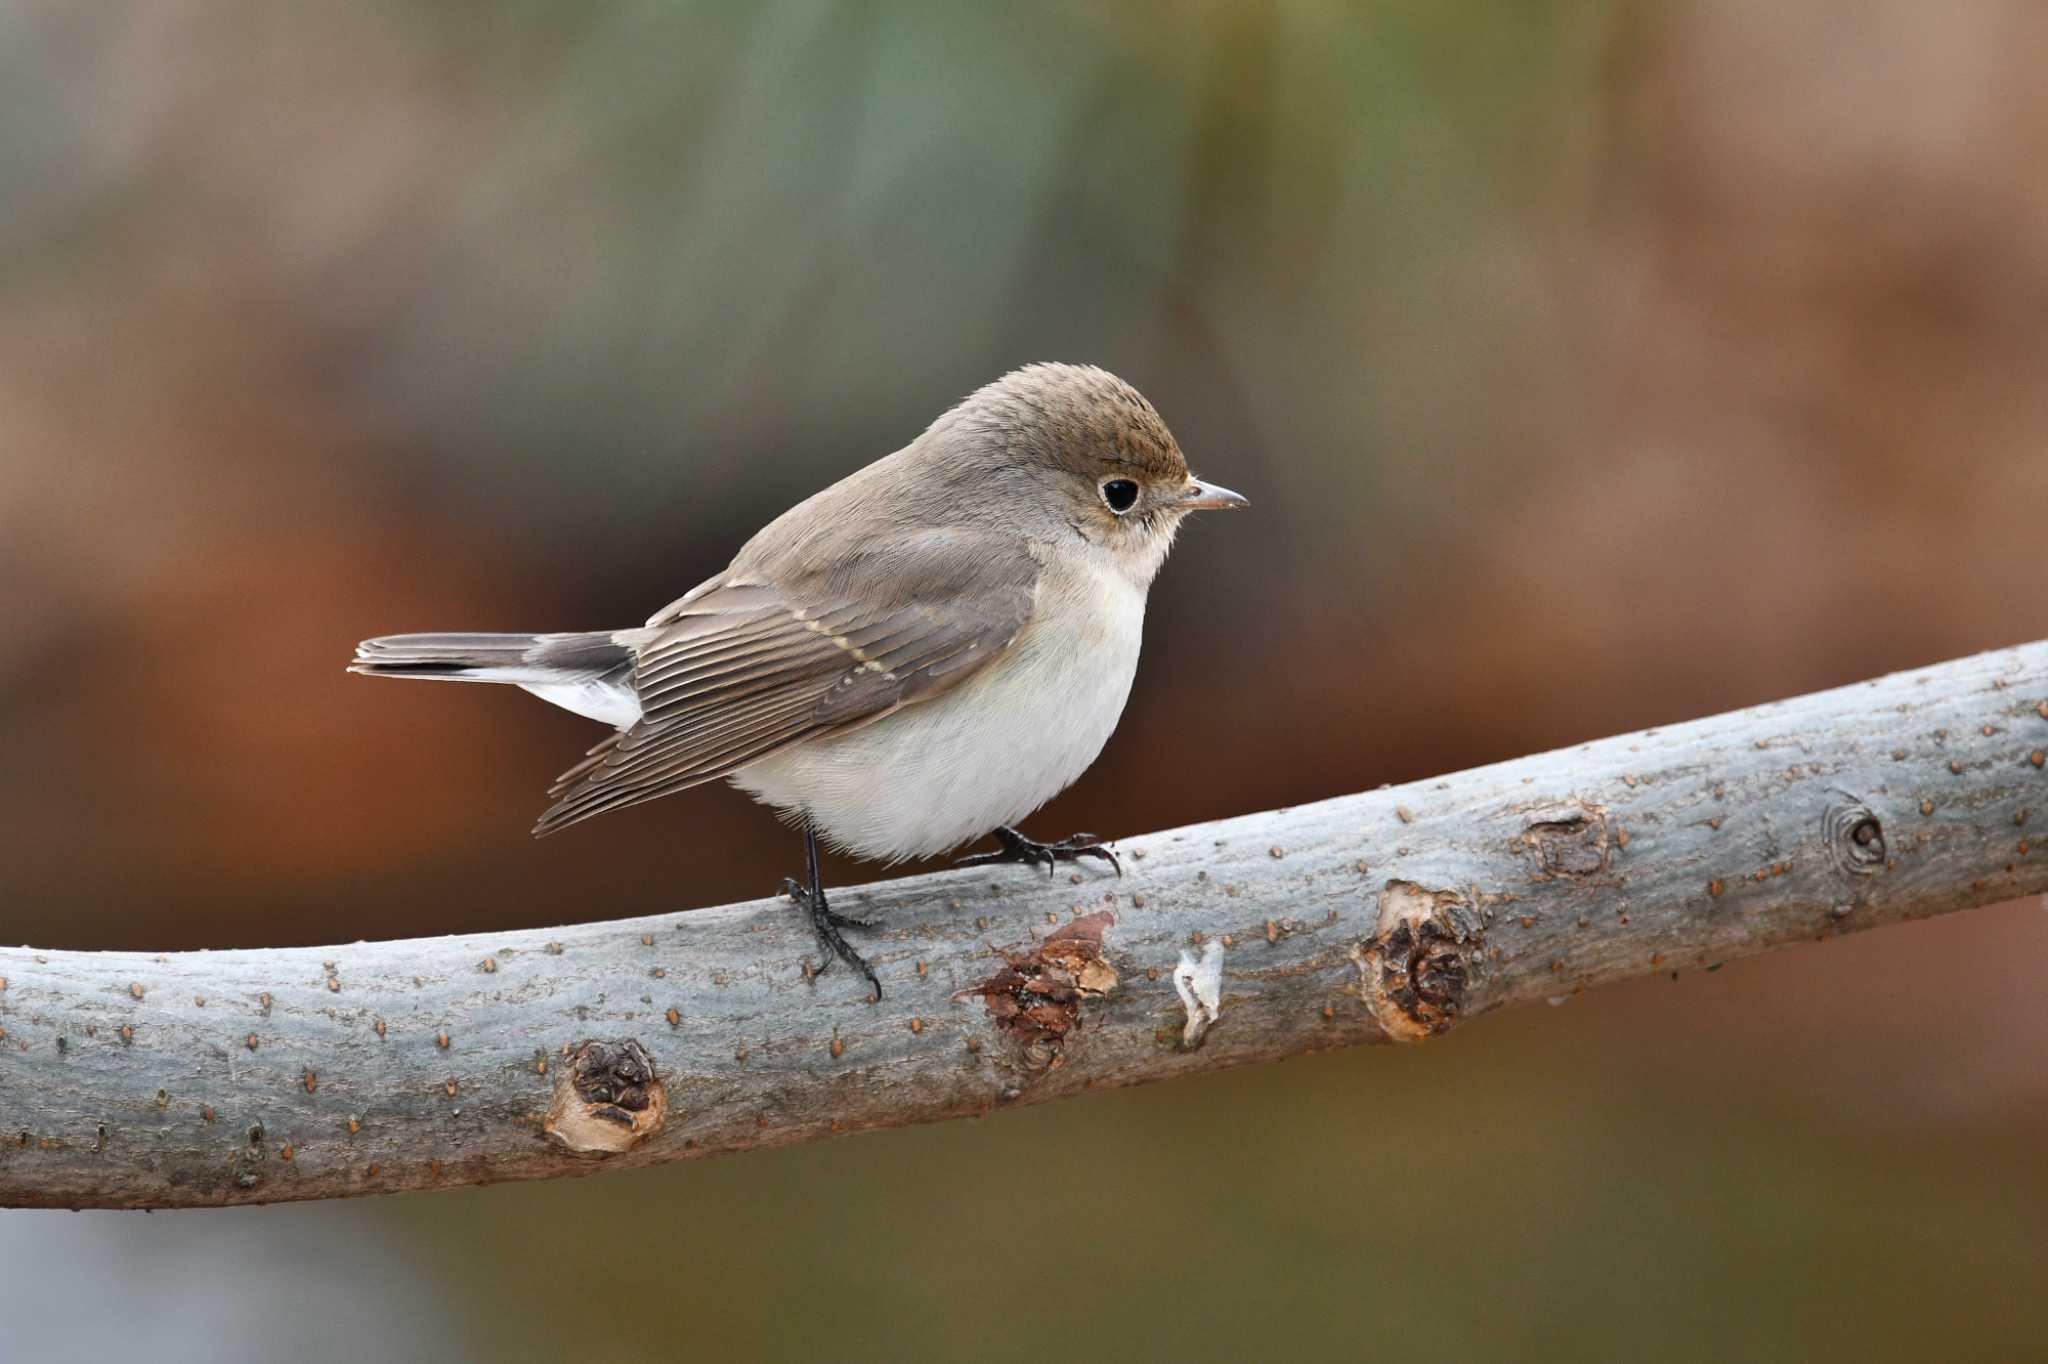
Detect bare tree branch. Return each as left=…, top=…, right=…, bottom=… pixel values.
left=4, top=644, right=2045, bottom=1209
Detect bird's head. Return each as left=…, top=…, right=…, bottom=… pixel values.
left=924, top=362, right=1246, bottom=584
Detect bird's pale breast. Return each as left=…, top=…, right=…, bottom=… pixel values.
left=729, top=554, right=1146, bottom=861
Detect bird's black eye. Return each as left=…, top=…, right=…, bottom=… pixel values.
left=1100, top=478, right=1139, bottom=514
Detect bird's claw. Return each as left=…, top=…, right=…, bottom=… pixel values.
left=783, top=877, right=881, bottom=1000
left=955, top=826, right=1122, bottom=879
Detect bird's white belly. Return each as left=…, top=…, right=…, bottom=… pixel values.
left=731, top=566, right=1145, bottom=862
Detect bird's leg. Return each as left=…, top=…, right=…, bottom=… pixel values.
left=782, top=821, right=881, bottom=1001
left=955, top=825, right=1122, bottom=879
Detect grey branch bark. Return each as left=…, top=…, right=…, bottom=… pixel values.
left=5, top=644, right=2046, bottom=1209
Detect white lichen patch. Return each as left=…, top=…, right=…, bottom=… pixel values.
left=1174, top=940, right=1225, bottom=1047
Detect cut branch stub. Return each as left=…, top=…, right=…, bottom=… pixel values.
left=543, top=1038, right=667, bottom=1156
left=957, top=911, right=1117, bottom=1070
left=1520, top=802, right=1613, bottom=879
left=1825, top=796, right=1888, bottom=877
left=1353, top=882, right=1485, bottom=1042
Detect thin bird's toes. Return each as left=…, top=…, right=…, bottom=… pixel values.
left=1045, top=833, right=1122, bottom=877
left=955, top=827, right=1118, bottom=878
left=797, top=889, right=882, bottom=1002
left=952, top=840, right=1057, bottom=878
left=846, top=953, right=881, bottom=1003
left=1067, top=843, right=1123, bottom=877
left=782, top=876, right=811, bottom=906
left=815, top=924, right=881, bottom=1002
left=953, top=843, right=1027, bottom=871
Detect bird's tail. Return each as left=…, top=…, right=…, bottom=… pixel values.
left=349, top=631, right=642, bottom=727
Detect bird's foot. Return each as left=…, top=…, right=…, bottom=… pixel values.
left=779, top=879, right=874, bottom=930
left=782, top=877, right=882, bottom=1001
left=955, top=826, right=1122, bottom=879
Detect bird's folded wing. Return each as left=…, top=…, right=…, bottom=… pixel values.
left=533, top=528, right=1040, bottom=835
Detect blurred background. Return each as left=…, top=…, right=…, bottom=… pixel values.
left=3, top=0, right=2046, bottom=1358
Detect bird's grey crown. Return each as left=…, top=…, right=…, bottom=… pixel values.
left=943, top=362, right=1188, bottom=482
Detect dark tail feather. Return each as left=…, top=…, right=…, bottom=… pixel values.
left=348, top=631, right=630, bottom=682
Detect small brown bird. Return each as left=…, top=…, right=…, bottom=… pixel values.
left=351, top=363, right=1245, bottom=997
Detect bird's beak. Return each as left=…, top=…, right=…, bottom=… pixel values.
left=1179, top=479, right=1249, bottom=512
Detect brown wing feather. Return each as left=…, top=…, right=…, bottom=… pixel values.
left=532, top=530, right=1039, bottom=835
